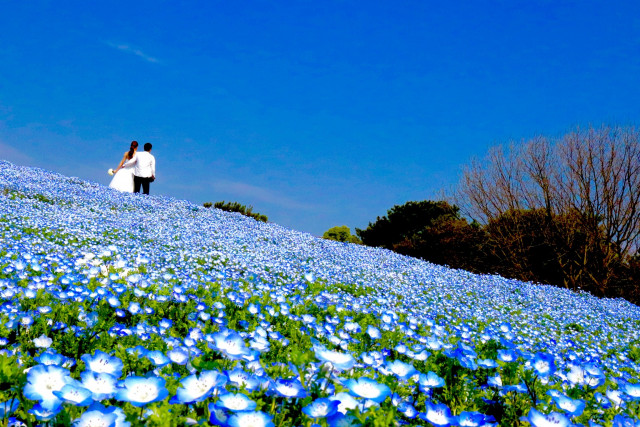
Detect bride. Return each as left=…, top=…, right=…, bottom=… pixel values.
left=109, top=141, right=138, bottom=192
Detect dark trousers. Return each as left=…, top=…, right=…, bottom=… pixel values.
left=134, top=175, right=152, bottom=195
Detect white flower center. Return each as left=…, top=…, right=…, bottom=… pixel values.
left=130, top=383, right=158, bottom=402
left=37, top=372, right=65, bottom=397
left=225, top=395, right=249, bottom=410
left=238, top=414, right=266, bottom=426
left=310, top=402, right=329, bottom=416
left=352, top=383, right=379, bottom=398
left=82, top=413, right=112, bottom=427
left=194, top=379, right=212, bottom=396
left=427, top=408, right=447, bottom=424
left=276, top=383, right=299, bottom=397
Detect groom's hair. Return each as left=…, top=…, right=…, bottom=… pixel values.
left=144, top=143, right=152, bottom=151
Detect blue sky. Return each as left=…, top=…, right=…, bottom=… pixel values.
left=1, top=1, right=639, bottom=235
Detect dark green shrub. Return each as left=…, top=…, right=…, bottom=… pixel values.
left=203, top=200, right=268, bottom=222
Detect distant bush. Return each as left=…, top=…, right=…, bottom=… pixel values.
left=355, top=200, right=486, bottom=271
left=203, top=200, right=268, bottom=222
left=323, top=226, right=361, bottom=244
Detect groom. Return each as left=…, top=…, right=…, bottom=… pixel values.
left=125, top=142, right=156, bottom=195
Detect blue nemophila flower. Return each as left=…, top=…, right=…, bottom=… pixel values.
left=459, top=355, right=478, bottom=370
left=594, top=391, right=612, bottom=409
left=313, top=341, right=356, bottom=371
left=394, top=343, right=408, bottom=354
left=170, top=371, right=227, bottom=404
left=497, top=349, right=517, bottom=363
left=107, top=295, right=121, bottom=307
left=398, top=401, right=418, bottom=419
left=624, top=382, right=640, bottom=400
left=612, top=414, right=640, bottom=427
left=344, top=377, right=391, bottom=403
left=208, top=402, right=230, bottom=426
left=419, top=402, right=456, bottom=427
left=301, top=314, right=316, bottom=325
left=366, top=325, right=381, bottom=339
left=327, top=413, right=360, bottom=427
left=486, top=374, right=502, bottom=388
left=24, top=364, right=72, bottom=410
left=159, top=318, right=173, bottom=329
left=227, top=411, right=275, bottom=427
left=209, top=330, right=255, bottom=361
left=81, top=350, right=123, bottom=377
left=127, top=301, right=141, bottom=314
left=167, top=347, right=190, bottom=365
left=503, top=383, right=527, bottom=394
left=302, top=397, right=340, bottom=419
left=566, top=363, right=605, bottom=388
left=80, top=371, right=118, bottom=401
left=35, top=349, right=72, bottom=367
left=418, top=371, right=445, bottom=391
left=33, top=335, right=52, bottom=349
left=328, top=392, right=359, bottom=415
left=226, top=368, right=261, bottom=392
left=477, top=359, right=498, bottom=369
left=28, top=402, right=61, bottom=422
left=53, top=383, right=93, bottom=406
left=532, top=353, right=555, bottom=377
left=146, top=350, right=170, bottom=367
left=249, top=335, right=270, bottom=353
left=584, top=364, right=606, bottom=388
left=361, top=351, right=383, bottom=367
left=344, top=322, right=361, bottom=333
left=523, top=408, right=570, bottom=427
left=457, top=411, right=494, bottom=426
left=216, top=392, right=257, bottom=412
left=126, top=345, right=148, bottom=358
left=73, top=403, right=118, bottom=427
left=552, top=394, right=586, bottom=417
left=385, top=360, right=418, bottom=381
left=20, top=315, right=34, bottom=327
left=271, top=378, right=308, bottom=398
left=115, top=376, right=168, bottom=407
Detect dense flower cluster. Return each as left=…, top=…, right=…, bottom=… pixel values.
left=0, top=160, right=639, bottom=426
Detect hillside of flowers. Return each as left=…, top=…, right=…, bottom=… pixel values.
left=0, top=159, right=639, bottom=427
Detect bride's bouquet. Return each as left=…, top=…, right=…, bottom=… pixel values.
left=108, top=169, right=115, bottom=176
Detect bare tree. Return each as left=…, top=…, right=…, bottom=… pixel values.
left=456, top=125, right=640, bottom=296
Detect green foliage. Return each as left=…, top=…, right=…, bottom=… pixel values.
left=356, top=200, right=486, bottom=272
left=203, top=200, right=268, bottom=222
left=356, top=200, right=460, bottom=248
left=322, top=225, right=361, bottom=244
left=628, top=340, right=640, bottom=363
left=2, top=189, right=55, bottom=205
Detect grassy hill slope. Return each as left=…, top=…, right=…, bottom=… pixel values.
left=1, top=160, right=639, bottom=426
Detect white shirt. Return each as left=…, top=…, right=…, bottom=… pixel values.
left=125, top=151, right=156, bottom=178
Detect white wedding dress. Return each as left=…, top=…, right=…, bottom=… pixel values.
left=109, top=164, right=135, bottom=193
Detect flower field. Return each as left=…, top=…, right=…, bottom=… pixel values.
left=0, top=160, right=639, bottom=427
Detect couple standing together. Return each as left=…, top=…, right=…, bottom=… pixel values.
left=108, top=141, right=156, bottom=194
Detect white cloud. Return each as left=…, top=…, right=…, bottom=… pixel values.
left=211, top=179, right=317, bottom=211
left=0, top=141, right=33, bottom=166
left=106, top=42, right=159, bottom=63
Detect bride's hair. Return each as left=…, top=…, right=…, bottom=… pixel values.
left=127, top=141, right=138, bottom=159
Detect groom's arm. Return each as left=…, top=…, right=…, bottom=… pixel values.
left=151, top=156, right=156, bottom=179
left=123, top=155, right=137, bottom=168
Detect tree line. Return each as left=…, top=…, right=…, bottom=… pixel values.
left=324, top=126, right=640, bottom=304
